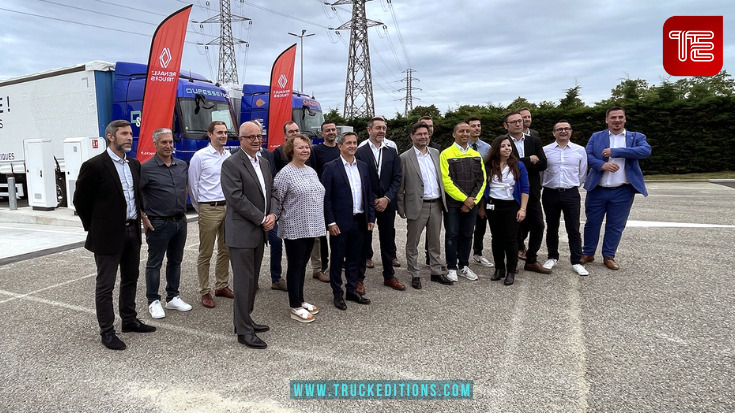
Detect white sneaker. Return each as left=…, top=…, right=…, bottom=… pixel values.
left=459, top=266, right=479, bottom=281
left=446, top=269, right=458, bottom=282
left=149, top=300, right=165, bottom=319
left=543, top=259, right=558, bottom=270
left=572, top=264, right=589, bottom=276
left=472, top=255, right=495, bottom=268
left=165, top=296, right=193, bottom=312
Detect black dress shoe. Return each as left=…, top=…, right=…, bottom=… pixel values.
left=121, top=319, right=157, bottom=333
left=504, top=272, right=515, bottom=285
left=252, top=322, right=270, bottom=333
left=238, top=333, right=267, bottom=349
left=490, top=268, right=506, bottom=281
left=101, top=332, right=126, bottom=350
left=345, top=291, right=371, bottom=305
left=430, top=273, right=454, bottom=285
left=411, top=277, right=422, bottom=289
left=333, top=296, right=347, bottom=311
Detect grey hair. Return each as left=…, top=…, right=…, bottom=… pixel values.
left=153, top=128, right=173, bottom=143
left=104, top=120, right=131, bottom=138
left=335, top=131, right=357, bottom=145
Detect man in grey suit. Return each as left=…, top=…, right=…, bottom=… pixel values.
left=221, top=121, right=279, bottom=349
left=397, top=121, right=454, bottom=289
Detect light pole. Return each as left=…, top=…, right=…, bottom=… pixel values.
left=288, top=29, right=315, bottom=93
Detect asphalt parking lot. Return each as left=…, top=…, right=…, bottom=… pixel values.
left=1, top=181, right=733, bottom=412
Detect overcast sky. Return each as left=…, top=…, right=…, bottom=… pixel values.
left=1, top=0, right=733, bottom=117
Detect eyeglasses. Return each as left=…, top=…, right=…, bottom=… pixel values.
left=239, top=134, right=263, bottom=141
left=506, top=119, right=523, bottom=125
left=554, top=127, right=573, bottom=132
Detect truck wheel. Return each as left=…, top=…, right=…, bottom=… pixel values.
left=56, top=173, right=67, bottom=208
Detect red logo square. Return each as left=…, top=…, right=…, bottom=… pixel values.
left=664, top=16, right=722, bottom=76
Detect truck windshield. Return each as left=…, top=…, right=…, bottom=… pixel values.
left=179, top=99, right=235, bottom=137
left=294, top=108, right=324, bottom=136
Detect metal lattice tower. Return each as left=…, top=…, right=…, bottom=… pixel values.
left=197, top=0, right=250, bottom=84
left=330, top=0, right=382, bottom=119
left=398, top=68, right=420, bottom=117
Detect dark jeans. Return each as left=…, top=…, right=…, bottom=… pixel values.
left=359, top=206, right=397, bottom=281
left=473, top=213, right=489, bottom=256
left=542, top=187, right=582, bottom=264
left=268, top=223, right=283, bottom=283
left=318, top=235, right=329, bottom=271
left=284, top=237, right=315, bottom=308
left=518, top=199, right=544, bottom=263
left=144, top=218, right=187, bottom=303
left=487, top=199, right=520, bottom=273
left=444, top=204, right=477, bottom=270
left=329, top=215, right=365, bottom=297
left=94, top=224, right=140, bottom=335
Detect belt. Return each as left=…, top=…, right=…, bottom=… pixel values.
left=353, top=212, right=365, bottom=218
left=202, top=200, right=226, bottom=206
left=124, top=219, right=137, bottom=226
left=422, top=198, right=439, bottom=203
left=148, top=214, right=186, bottom=221
left=599, top=184, right=631, bottom=190
left=544, top=187, right=577, bottom=192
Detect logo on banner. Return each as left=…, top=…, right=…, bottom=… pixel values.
left=278, top=74, right=288, bottom=88
left=663, top=16, right=722, bottom=76
left=159, top=48, right=172, bottom=68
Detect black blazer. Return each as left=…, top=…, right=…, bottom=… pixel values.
left=504, top=133, right=547, bottom=202
left=322, top=157, right=375, bottom=232
left=355, top=143, right=401, bottom=209
left=73, top=151, right=143, bottom=255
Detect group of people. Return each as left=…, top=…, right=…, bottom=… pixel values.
left=73, top=105, right=651, bottom=351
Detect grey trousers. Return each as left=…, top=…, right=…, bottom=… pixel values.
left=405, top=201, right=443, bottom=278
left=230, top=244, right=264, bottom=336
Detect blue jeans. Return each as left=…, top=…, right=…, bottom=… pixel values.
left=145, top=218, right=187, bottom=303
left=444, top=205, right=477, bottom=270
left=268, top=223, right=283, bottom=283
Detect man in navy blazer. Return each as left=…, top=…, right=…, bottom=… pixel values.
left=355, top=116, right=404, bottom=292
left=582, top=107, right=651, bottom=270
left=322, top=132, right=376, bottom=310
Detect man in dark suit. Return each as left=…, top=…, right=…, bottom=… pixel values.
left=221, top=121, right=279, bottom=349
left=582, top=106, right=651, bottom=270
left=355, top=116, right=404, bottom=292
left=520, top=107, right=540, bottom=138
left=504, top=111, right=550, bottom=274
left=322, top=132, right=376, bottom=311
left=74, top=120, right=156, bottom=351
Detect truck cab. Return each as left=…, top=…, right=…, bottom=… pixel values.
left=112, top=62, right=239, bottom=162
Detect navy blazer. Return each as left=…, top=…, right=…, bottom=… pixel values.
left=322, top=157, right=375, bottom=232
left=584, top=129, right=652, bottom=196
left=355, top=143, right=401, bottom=209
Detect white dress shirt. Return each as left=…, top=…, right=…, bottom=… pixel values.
left=601, top=130, right=629, bottom=187
left=342, top=155, right=364, bottom=214
left=414, top=147, right=440, bottom=200
left=512, top=135, right=525, bottom=158
left=359, top=137, right=398, bottom=151
left=367, top=139, right=385, bottom=178
left=187, top=143, right=231, bottom=211
left=541, top=141, right=588, bottom=189
left=107, top=147, right=137, bottom=220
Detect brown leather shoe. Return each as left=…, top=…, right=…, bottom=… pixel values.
left=392, top=258, right=401, bottom=267
left=518, top=249, right=527, bottom=260
left=383, top=277, right=406, bottom=291
left=201, top=293, right=215, bottom=308
left=215, top=286, right=235, bottom=299
left=356, top=280, right=365, bottom=295
left=524, top=261, right=552, bottom=274
left=271, top=279, right=287, bottom=291
left=365, top=259, right=374, bottom=268
left=603, top=257, right=620, bottom=270
left=581, top=255, right=595, bottom=264
left=313, top=271, right=330, bottom=282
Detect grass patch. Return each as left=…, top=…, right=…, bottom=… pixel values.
left=645, top=171, right=735, bottom=180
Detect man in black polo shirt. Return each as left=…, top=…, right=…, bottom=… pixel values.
left=140, top=128, right=193, bottom=319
